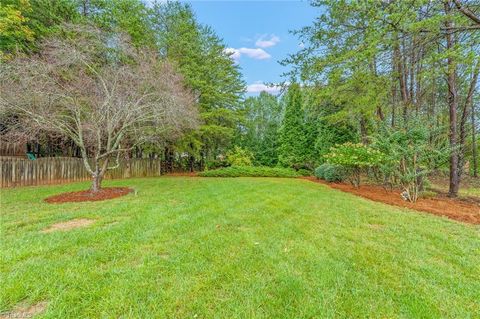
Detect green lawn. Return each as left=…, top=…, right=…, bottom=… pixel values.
left=1, top=177, right=479, bottom=318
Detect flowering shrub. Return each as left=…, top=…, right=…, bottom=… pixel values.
left=324, top=143, right=384, bottom=187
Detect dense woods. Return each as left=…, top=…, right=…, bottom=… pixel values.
left=281, top=0, right=480, bottom=197
left=0, top=0, right=479, bottom=198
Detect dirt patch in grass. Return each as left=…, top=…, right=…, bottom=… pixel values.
left=44, top=187, right=132, bottom=203
left=41, top=218, right=95, bottom=233
left=302, top=177, right=480, bottom=225
left=0, top=301, right=48, bottom=319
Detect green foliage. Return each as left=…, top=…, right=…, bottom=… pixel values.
left=314, top=165, right=327, bottom=180
left=324, top=143, right=384, bottom=187
left=373, top=121, right=449, bottom=202
left=205, top=159, right=228, bottom=170
left=226, top=146, right=253, bottom=167
left=1, top=0, right=247, bottom=172
left=314, top=163, right=346, bottom=182
left=316, top=125, right=357, bottom=161
left=151, top=2, right=245, bottom=112
left=175, top=132, right=203, bottom=160
left=199, top=166, right=299, bottom=178
left=302, top=112, right=319, bottom=168
left=283, top=0, right=480, bottom=196
left=296, top=168, right=312, bottom=177
left=0, top=2, right=34, bottom=57
left=315, top=117, right=358, bottom=162
left=198, top=109, right=242, bottom=160
left=1, top=0, right=80, bottom=57
left=151, top=2, right=245, bottom=162
left=89, top=0, right=155, bottom=47
left=278, top=83, right=307, bottom=168
left=237, top=92, right=282, bottom=166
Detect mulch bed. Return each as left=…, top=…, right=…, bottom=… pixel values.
left=44, top=187, right=132, bottom=203
left=302, top=177, right=480, bottom=225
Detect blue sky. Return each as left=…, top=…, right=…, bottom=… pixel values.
left=184, top=1, right=319, bottom=95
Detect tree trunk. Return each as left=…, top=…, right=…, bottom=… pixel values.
left=90, top=157, right=108, bottom=193
left=473, top=102, right=478, bottom=177
left=394, top=34, right=409, bottom=124
left=125, top=151, right=132, bottom=178
left=91, top=174, right=102, bottom=193
left=391, top=51, right=397, bottom=127
left=359, top=115, right=368, bottom=144
left=445, top=1, right=460, bottom=197
left=82, top=0, right=90, bottom=17
left=458, top=64, right=479, bottom=179
left=189, top=155, right=195, bottom=172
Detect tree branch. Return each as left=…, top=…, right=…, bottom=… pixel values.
left=453, top=0, right=480, bottom=25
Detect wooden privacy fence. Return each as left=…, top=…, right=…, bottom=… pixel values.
left=0, top=157, right=162, bottom=188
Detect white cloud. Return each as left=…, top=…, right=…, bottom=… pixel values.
left=299, top=42, right=305, bottom=48
left=225, top=48, right=241, bottom=60
left=246, top=82, right=282, bottom=94
left=225, top=47, right=271, bottom=61
left=255, top=35, right=280, bottom=48
left=239, top=48, right=271, bottom=59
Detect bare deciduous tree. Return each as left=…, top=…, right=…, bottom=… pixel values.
left=0, top=25, right=198, bottom=192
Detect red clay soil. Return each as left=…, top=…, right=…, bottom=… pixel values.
left=45, top=187, right=132, bottom=203
left=302, top=177, right=480, bottom=225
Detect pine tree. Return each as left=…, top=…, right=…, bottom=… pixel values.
left=150, top=2, right=245, bottom=164
left=238, top=92, right=283, bottom=166
left=278, top=84, right=307, bottom=168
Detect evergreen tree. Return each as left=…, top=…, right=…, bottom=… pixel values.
left=239, top=92, right=282, bottom=166
left=303, top=113, right=318, bottom=168
left=278, top=84, right=307, bottom=168
left=150, top=2, right=244, bottom=112
left=150, top=2, right=245, bottom=164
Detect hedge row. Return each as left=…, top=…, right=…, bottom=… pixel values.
left=198, top=166, right=300, bottom=178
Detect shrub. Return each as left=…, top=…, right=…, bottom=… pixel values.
left=226, top=146, right=253, bottom=167
left=198, top=166, right=299, bottom=178
left=372, top=122, right=449, bottom=202
left=205, top=159, right=228, bottom=170
left=324, top=143, right=384, bottom=187
left=297, top=168, right=312, bottom=176
left=314, top=163, right=346, bottom=182
left=314, top=164, right=327, bottom=179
